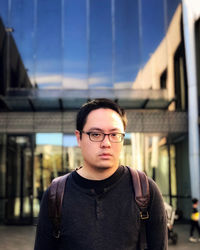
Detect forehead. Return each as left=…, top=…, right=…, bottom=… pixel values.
left=84, top=108, right=124, bottom=131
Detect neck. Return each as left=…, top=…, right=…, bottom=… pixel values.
left=77, top=165, right=119, bottom=180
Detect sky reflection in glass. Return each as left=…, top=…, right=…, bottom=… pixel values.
left=0, top=0, right=181, bottom=89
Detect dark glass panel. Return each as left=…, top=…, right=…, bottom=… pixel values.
left=5, top=135, right=33, bottom=224
left=0, top=135, right=6, bottom=222
left=0, top=1, right=9, bottom=26
left=160, top=69, right=167, bottom=89
left=174, top=44, right=188, bottom=111
left=9, top=0, right=35, bottom=87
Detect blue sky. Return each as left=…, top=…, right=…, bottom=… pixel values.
left=36, top=132, right=132, bottom=146
left=36, top=133, right=78, bottom=146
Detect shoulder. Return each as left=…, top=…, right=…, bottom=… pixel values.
left=147, top=177, right=164, bottom=203
left=146, top=177, right=166, bottom=220
left=125, top=167, right=163, bottom=198
left=51, top=172, right=71, bottom=184
left=148, top=177, right=162, bottom=195
left=126, top=167, right=166, bottom=218
left=43, top=172, right=73, bottom=202
left=49, top=172, right=73, bottom=191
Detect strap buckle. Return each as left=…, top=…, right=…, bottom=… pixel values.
left=140, top=211, right=149, bottom=220
left=53, top=230, right=61, bottom=239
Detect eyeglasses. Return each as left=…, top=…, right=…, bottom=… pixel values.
left=81, top=131, right=125, bottom=143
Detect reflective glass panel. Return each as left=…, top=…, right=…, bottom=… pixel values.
left=33, top=133, right=62, bottom=217
left=89, top=0, right=112, bottom=88
left=5, top=135, right=33, bottom=223
left=121, top=133, right=176, bottom=204
left=0, top=135, right=6, bottom=222
left=35, top=0, right=62, bottom=88
left=0, top=1, right=9, bottom=26
left=114, top=0, right=140, bottom=88
left=63, top=134, right=82, bottom=172
left=9, top=0, right=35, bottom=87
left=0, top=0, right=183, bottom=92
left=63, top=0, right=88, bottom=89
left=140, top=0, right=165, bottom=67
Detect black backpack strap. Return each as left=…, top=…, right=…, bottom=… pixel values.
left=128, top=167, right=150, bottom=250
left=48, top=167, right=150, bottom=248
left=48, top=173, right=70, bottom=239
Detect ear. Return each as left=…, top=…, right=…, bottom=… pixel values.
left=75, top=130, right=81, bottom=147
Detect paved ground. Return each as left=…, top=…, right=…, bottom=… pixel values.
left=168, top=223, right=200, bottom=250
left=0, top=222, right=199, bottom=249
left=0, top=225, right=35, bottom=250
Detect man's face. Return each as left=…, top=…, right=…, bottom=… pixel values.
left=75, top=108, right=125, bottom=171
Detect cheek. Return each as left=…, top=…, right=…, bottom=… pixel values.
left=113, top=144, right=123, bottom=155
left=80, top=141, right=96, bottom=155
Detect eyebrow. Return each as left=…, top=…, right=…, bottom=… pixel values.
left=87, top=127, right=124, bottom=132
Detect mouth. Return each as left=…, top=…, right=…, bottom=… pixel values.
left=99, top=153, right=112, bottom=159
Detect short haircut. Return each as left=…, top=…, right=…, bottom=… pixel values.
left=192, top=198, right=198, bottom=204
left=76, top=98, right=127, bottom=132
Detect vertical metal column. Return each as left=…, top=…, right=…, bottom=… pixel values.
left=86, top=0, right=90, bottom=89
left=182, top=0, right=200, bottom=201
left=167, top=137, right=172, bottom=205
left=111, top=0, right=115, bottom=87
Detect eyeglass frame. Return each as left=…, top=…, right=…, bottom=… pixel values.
left=80, top=131, right=125, bottom=143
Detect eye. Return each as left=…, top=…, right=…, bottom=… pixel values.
left=90, top=132, right=101, bottom=138
left=110, top=133, right=118, bottom=138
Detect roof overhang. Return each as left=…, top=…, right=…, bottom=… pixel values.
left=0, top=88, right=175, bottom=111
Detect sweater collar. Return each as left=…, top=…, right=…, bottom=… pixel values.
left=72, top=166, right=124, bottom=194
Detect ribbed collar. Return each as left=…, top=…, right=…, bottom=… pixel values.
left=72, top=166, right=125, bottom=195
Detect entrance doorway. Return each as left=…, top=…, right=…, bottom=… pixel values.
left=5, top=135, right=34, bottom=224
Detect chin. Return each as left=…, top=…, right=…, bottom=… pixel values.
left=95, top=164, right=115, bottom=170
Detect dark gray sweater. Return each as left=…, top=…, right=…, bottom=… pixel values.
left=34, top=166, right=168, bottom=250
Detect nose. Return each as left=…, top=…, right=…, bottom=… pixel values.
left=100, top=134, right=111, bottom=147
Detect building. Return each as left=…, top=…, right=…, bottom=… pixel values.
left=0, top=0, right=199, bottom=225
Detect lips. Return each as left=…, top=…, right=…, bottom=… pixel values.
left=99, top=153, right=112, bottom=159
left=99, top=153, right=112, bottom=156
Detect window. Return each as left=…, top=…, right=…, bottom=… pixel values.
left=174, top=43, right=188, bottom=111
left=160, top=69, right=167, bottom=89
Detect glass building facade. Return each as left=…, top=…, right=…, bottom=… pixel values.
left=0, top=0, right=182, bottom=91
left=0, top=0, right=193, bottom=225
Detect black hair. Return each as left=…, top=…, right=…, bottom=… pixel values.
left=76, top=98, right=127, bottom=132
left=192, top=198, right=198, bottom=204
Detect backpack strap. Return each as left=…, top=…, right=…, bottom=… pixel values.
left=128, top=167, right=150, bottom=250
left=48, top=173, right=70, bottom=239
left=48, top=167, right=150, bottom=249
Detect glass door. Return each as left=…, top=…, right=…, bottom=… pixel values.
left=33, top=133, right=63, bottom=219
left=5, top=135, right=34, bottom=224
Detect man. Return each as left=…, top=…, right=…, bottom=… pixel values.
left=34, top=98, right=168, bottom=250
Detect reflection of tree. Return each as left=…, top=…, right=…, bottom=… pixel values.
left=65, top=152, right=69, bottom=166
left=39, top=153, right=44, bottom=193
left=35, top=145, right=63, bottom=189
left=34, top=145, right=83, bottom=194
left=37, top=153, right=44, bottom=203
left=42, top=152, right=62, bottom=182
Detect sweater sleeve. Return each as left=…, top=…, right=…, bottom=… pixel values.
left=146, top=178, right=168, bottom=250
left=34, top=188, right=58, bottom=250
